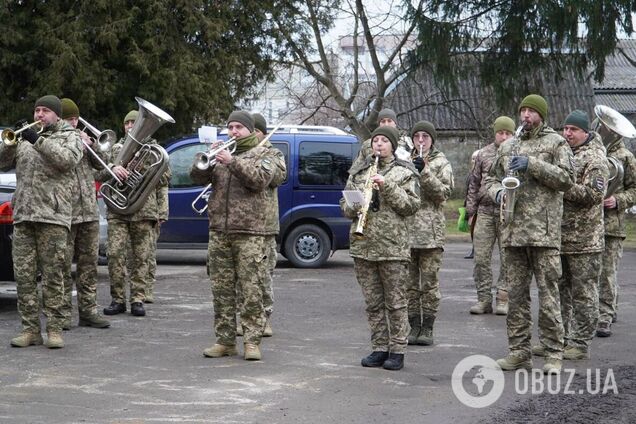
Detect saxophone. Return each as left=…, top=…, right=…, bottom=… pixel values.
left=500, top=125, right=524, bottom=225
left=353, top=154, right=380, bottom=236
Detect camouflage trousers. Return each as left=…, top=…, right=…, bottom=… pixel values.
left=598, top=236, right=623, bottom=324
left=559, top=252, right=600, bottom=349
left=353, top=258, right=409, bottom=354
left=209, top=231, right=267, bottom=345
left=146, top=223, right=161, bottom=300
left=472, top=213, right=508, bottom=302
left=505, top=246, right=564, bottom=359
left=407, top=248, right=443, bottom=317
left=107, top=220, right=154, bottom=304
left=236, top=236, right=276, bottom=316
left=63, top=221, right=100, bottom=320
left=13, top=222, right=68, bottom=333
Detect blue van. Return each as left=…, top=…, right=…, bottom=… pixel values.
left=158, top=126, right=360, bottom=268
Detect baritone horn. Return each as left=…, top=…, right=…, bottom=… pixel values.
left=2, top=120, right=44, bottom=146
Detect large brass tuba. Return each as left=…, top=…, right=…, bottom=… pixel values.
left=592, top=105, right=636, bottom=198
left=100, top=97, right=175, bottom=215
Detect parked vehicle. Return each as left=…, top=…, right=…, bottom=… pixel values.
left=0, top=171, right=16, bottom=281
left=159, top=127, right=360, bottom=267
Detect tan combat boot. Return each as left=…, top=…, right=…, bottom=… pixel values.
left=563, top=345, right=590, bottom=360
left=79, top=312, right=111, bottom=328
left=244, top=343, right=261, bottom=361
left=262, top=317, right=273, bottom=337
left=543, top=358, right=562, bottom=374
left=495, top=290, right=509, bottom=315
left=469, top=301, right=493, bottom=314
left=10, top=331, right=43, bottom=348
left=46, top=332, right=65, bottom=349
left=203, top=344, right=238, bottom=358
left=415, top=314, right=435, bottom=346
left=496, top=353, right=532, bottom=371
left=531, top=344, right=546, bottom=357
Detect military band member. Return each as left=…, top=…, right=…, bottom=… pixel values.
left=59, top=98, right=110, bottom=329
left=487, top=94, right=574, bottom=374
left=407, top=121, right=454, bottom=346
left=98, top=110, right=170, bottom=318
left=341, top=126, right=420, bottom=371
left=191, top=111, right=285, bottom=361
left=466, top=116, right=515, bottom=315
left=597, top=110, right=636, bottom=337
left=0, top=95, right=83, bottom=349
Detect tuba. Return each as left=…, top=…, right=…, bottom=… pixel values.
left=100, top=97, right=175, bottom=215
left=592, top=105, right=636, bottom=198
left=499, top=125, right=525, bottom=225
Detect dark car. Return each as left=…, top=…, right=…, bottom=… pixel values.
left=0, top=172, right=16, bottom=281
left=158, top=126, right=360, bottom=267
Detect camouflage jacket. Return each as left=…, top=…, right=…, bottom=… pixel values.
left=0, top=120, right=82, bottom=229
left=190, top=135, right=286, bottom=235
left=341, top=155, right=420, bottom=261
left=486, top=124, right=575, bottom=248
left=409, top=147, right=454, bottom=249
left=70, top=134, right=110, bottom=224
left=603, top=138, right=636, bottom=238
left=96, top=137, right=171, bottom=222
left=350, top=132, right=413, bottom=171
left=466, top=142, right=499, bottom=217
left=262, top=140, right=287, bottom=234
left=156, top=167, right=171, bottom=221
left=561, top=132, right=609, bottom=254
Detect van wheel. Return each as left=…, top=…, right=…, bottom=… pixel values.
left=283, top=224, right=330, bottom=268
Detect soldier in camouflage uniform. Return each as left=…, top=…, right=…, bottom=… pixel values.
left=530, top=110, right=608, bottom=360
left=191, top=111, right=286, bottom=361
left=466, top=116, right=515, bottom=315
left=351, top=108, right=413, bottom=170
left=486, top=95, right=574, bottom=374
left=59, top=98, right=110, bottom=329
left=596, top=109, right=636, bottom=337
left=341, top=126, right=420, bottom=371
left=97, top=110, right=171, bottom=318
left=0, top=95, right=83, bottom=349
left=407, top=121, right=454, bottom=347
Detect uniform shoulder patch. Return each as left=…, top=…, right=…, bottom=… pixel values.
left=261, top=158, right=273, bottom=172
left=594, top=176, right=605, bottom=192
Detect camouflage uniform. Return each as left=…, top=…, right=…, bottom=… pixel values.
left=559, top=132, right=608, bottom=349
left=408, top=147, right=454, bottom=322
left=599, top=137, right=636, bottom=325
left=0, top=120, right=82, bottom=334
left=486, top=124, right=574, bottom=360
left=62, top=137, right=110, bottom=323
left=341, top=155, right=420, bottom=354
left=145, top=168, right=171, bottom=302
left=466, top=142, right=507, bottom=304
left=97, top=138, right=170, bottom=306
left=190, top=133, right=286, bottom=346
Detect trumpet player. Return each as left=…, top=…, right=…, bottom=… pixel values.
left=486, top=94, right=574, bottom=374
left=530, top=110, right=608, bottom=361
left=466, top=116, right=515, bottom=315
left=191, top=111, right=285, bottom=361
left=59, top=98, right=110, bottom=329
left=406, top=121, right=454, bottom=347
left=98, top=110, right=171, bottom=318
left=0, top=95, right=83, bottom=349
left=340, top=126, right=420, bottom=371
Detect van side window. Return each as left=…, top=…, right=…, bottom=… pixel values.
left=298, top=141, right=352, bottom=186
left=168, top=144, right=207, bottom=188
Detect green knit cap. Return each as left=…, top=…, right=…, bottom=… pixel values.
left=371, top=126, right=399, bottom=151
left=61, top=98, right=80, bottom=119
left=518, top=94, right=548, bottom=120
left=563, top=109, right=589, bottom=132
left=411, top=120, right=437, bottom=143
left=124, top=110, right=138, bottom=123
left=252, top=113, right=267, bottom=135
left=378, top=108, right=397, bottom=124
left=34, top=95, right=62, bottom=117
left=493, top=116, right=515, bottom=134
left=228, top=110, right=254, bottom=132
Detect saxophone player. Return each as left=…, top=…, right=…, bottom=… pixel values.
left=340, top=126, right=420, bottom=371
left=486, top=94, right=575, bottom=374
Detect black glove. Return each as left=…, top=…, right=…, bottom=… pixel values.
left=413, top=157, right=425, bottom=172
left=20, top=127, right=39, bottom=144
left=13, top=119, right=28, bottom=130
left=509, top=155, right=529, bottom=172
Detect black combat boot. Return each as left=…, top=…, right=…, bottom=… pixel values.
left=103, top=301, right=126, bottom=315
left=383, top=353, right=404, bottom=370
left=130, top=302, right=146, bottom=317
left=361, top=351, right=389, bottom=367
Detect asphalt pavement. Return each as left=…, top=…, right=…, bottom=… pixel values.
left=0, top=242, right=634, bottom=423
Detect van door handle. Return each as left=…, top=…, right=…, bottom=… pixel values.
left=310, top=195, right=315, bottom=199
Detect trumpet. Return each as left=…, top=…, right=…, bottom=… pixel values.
left=2, top=120, right=44, bottom=146
left=193, top=137, right=237, bottom=171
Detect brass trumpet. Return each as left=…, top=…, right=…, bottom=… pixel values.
left=193, top=137, right=237, bottom=171
left=2, top=120, right=44, bottom=146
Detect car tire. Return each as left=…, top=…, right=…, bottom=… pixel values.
left=283, top=224, right=331, bottom=268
